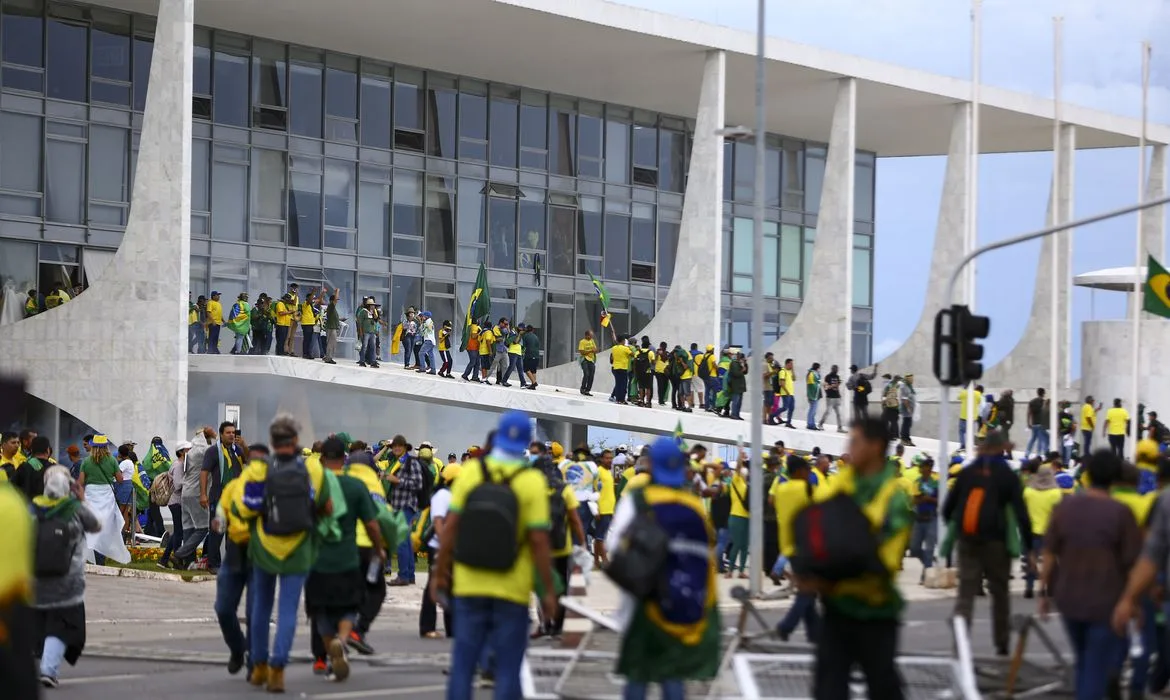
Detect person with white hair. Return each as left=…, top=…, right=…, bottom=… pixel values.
left=32, top=465, right=100, bottom=688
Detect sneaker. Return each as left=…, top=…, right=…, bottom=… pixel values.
left=327, top=638, right=350, bottom=682
left=228, top=652, right=245, bottom=675
left=40, top=676, right=58, bottom=689
left=478, top=671, right=496, bottom=688
left=387, top=578, right=414, bottom=587
left=312, top=658, right=329, bottom=676
left=347, top=630, right=375, bottom=655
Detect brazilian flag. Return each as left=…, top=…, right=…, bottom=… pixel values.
left=588, top=271, right=611, bottom=328
left=1144, top=255, right=1170, bottom=319
left=460, top=263, right=491, bottom=351
left=142, top=444, right=172, bottom=481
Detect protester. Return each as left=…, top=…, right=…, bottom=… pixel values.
left=342, top=448, right=388, bottom=655
left=771, top=454, right=817, bottom=642
left=384, top=435, right=426, bottom=586
left=776, top=358, right=796, bottom=428
left=805, top=362, right=823, bottom=430
left=908, top=457, right=939, bottom=584
left=521, top=324, right=541, bottom=390
left=12, top=435, right=52, bottom=502
left=1106, top=398, right=1130, bottom=457
left=174, top=428, right=214, bottom=569
left=157, top=441, right=191, bottom=569
left=437, top=320, right=454, bottom=378
left=818, top=364, right=844, bottom=432
left=201, top=421, right=244, bottom=574
left=77, top=435, right=130, bottom=565
left=419, top=462, right=459, bottom=640
left=212, top=450, right=254, bottom=679
left=1021, top=463, right=1063, bottom=599
left=898, top=374, right=918, bottom=446
left=206, top=291, right=223, bottom=354
left=725, top=454, right=750, bottom=579
left=846, top=363, right=877, bottom=422
left=1026, top=388, right=1051, bottom=457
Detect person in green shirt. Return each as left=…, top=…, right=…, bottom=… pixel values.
left=356, top=298, right=380, bottom=368
left=322, top=288, right=344, bottom=365
left=520, top=323, right=541, bottom=390
left=307, top=437, right=385, bottom=682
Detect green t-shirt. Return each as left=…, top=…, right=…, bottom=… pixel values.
left=521, top=332, right=541, bottom=359
left=314, top=473, right=378, bottom=574
left=81, top=455, right=119, bottom=486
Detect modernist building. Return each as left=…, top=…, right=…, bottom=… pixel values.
left=0, top=0, right=1164, bottom=452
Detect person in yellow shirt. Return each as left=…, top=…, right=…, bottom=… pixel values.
left=1136, top=426, right=1161, bottom=495
left=0, top=432, right=26, bottom=483
left=273, top=293, right=294, bottom=358
left=1105, top=398, right=1130, bottom=457
left=535, top=457, right=585, bottom=639
left=477, top=324, right=495, bottom=382
left=609, top=335, right=634, bottom=405
left=1021, top=464, right=1062, bottom=598
left=578, top=330, right=599, bottom=396
left=283, top=283, right=301, bottom=356
left=770, top=455, right=817, bottom=640
left=958, top=385, right=983, bottom=448
left=437, top=320, right=454, bottom=377
left=594, top=450, right=616, bottom=565
left=725, top=456, right=750, bottom=579
left=776, top=358, right=796, bottom=428
left=1080, top=396, right=1101, bottom=454
left=299, top=290, right=319, bottom=359
left=431, top=411, right=556, bottom=697
left=460, top=321, right=481, bottom=381
left=206, top=291, right=224, bottom=354
left=678, top=345, right=696, bottom=411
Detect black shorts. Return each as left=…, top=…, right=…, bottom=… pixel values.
left=523, top=357, right=539, bottom=373
left=638, top=371, right=653, bottom=388
left=305, top=569, right=365, bottom=610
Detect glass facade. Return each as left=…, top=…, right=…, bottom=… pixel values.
left=0, top=0, right=875, bottom=365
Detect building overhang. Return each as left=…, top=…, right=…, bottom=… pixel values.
left=91, top=0, right=1168, bottom=157
left=1074, top=266, right=1146, bottom=292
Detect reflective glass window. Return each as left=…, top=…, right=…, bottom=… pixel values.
left=425, top=176, right=455, bottom=263
left=733, top=141, right=755, bottom=201
left=853, top=247, right=872, bottom=306
left=427, top=84, right=456, bottom=159
left=193, top=31, right=210, bottom=94
left=549, top=109, right=575, bottom=176
left=658, top=130, right=685, bottom=193
left=288, top=171, right=322, bottom=249
left=251, top=41, right=287, bottom=107
left=459, top=92, right=487, bottom=162
left=763, top=222, right=779, bottom=296
left=631, top=205, right=654, bottom=263
left=91, top=21, right=130, bottom=82
left=722, top=141, right=733, bottom=200
left=489, top=92, right=518, bottom=168
left=324, top=160, right=356, bottom=229
left=248, top=260, right=284, bottom=299
left=657, top=219, right=679, bottom=285
left=394, top=71, right=423, bottom=131
left=578, top=114, right=602, bottom=178
left=192, top=139, right=210, bottom=212
left=604, top=120, right=628, bottom=184
left=804, top=146, right=826, bottom=213
left=2, top=0, right=43, bottom=68
left=213, top=45, right=249, bottom=127
left=765, top=145, right=781, bottom=208
left=632, top=124, right=656, bottom=168
left=488, top=197, right=516, bottom=270
left=392, top=170, right=422, bottom=237
left=360, top=75, right=391, bottom=149
left=574, top=295, right=602, bottom=346
left=290, top=63, right=322, bottom=137
left=456, top=178, right=485, bottom=244
left=578, top=197, right=602, bottom=257
left=212, top=159, right=247, bottom=241
left=731, top=217, right=752, bottom=292
left=603, top=213, right=629, bottom=281
left=516, top=288, right=544, bottom=341
left=47, top=19, right=86, bottom=102
left=782, top=143, right=803, bottom=209
left=391, top=275, right=422, bottom=319
left=630, top=297, right=654, bottom=334
left=357, top=181, right=389, bottom=257
left=518, top=194, right=545, bottom=250
left=855, top=155, right=875, bottom=221
left=251, top=149, right=287, bottom=221
left=0, top=112, right=42, bottom=192
left=45, top=138, right=84, bottom=224
left=779, top=224, right=801, bottom=280
left=133, top=35, right=152, bottom=111
left=89, top=126, right=128, bottom=203
left=547, top=305, right=573, bottom=366
left=548, top=206, right=575, bottom=276
left=326, top=66, right=357, bottom=119
left=519, top=101, right=547, bottom=170
left=0, top=239, right=37, bottom=293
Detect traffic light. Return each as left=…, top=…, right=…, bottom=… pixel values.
left=933, top=304, right=991, bottom=386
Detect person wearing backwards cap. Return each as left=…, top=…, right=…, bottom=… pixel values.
left=606, top=436, right=720, bottom=698
left=433, top=411, right=556, bottom=700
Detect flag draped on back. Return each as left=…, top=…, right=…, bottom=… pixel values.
left=589, top=271, right=611, bottom=327
left=460, top=263, right=492, bottom=351
left=142, top=444, right=172, bottom=480
left=673, top=420, right=687, bottom=451
left=1144, top=255, right=1170, bottom=319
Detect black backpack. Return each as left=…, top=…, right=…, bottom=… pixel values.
left=413, top=458, right=435, bottom=510
left=604, top=489, right=669, bottom=599
left=634, top=348, right=651, bottom=375
left=790, top=493, right=884, bottom=582
left=35, top=511, right=74, bottom=577
left=263, top=456, right=315, bottom=536
left=454, top=459, right=522, bottom=571
left=697, top=353, right=712, bottom=379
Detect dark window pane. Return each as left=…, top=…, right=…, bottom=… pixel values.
left=46, top=139, right=84, bottom=223
left=427, top=86, right=456, bottom=158
left=578, top=115, right=601, bottom=178
left=194, top=42, right=211, bottom=94
left=548, top=206, right=575, bottom=276
left=89, top=125, right=128, bottom=203
left=133, top=36, right=152, bottom=111
left=722, top=141, right=733, bottom=200
left=326, top=67, right=357, bottom=119
left=212, top=160, right=247, bottom=241
left=733, top=141, right=755, bottom=201
left=518, top=198, right=545, bottom=250
left=456, top=178, right=484, bottom=244
left=2, top=1, right=43, bottom=68
left=213, top=50, right=248, bottom=126
left=766, top=145, right=781, bottom=208
left=360, top=76, right=390, bottom=149
left=324, top=160, right=355, bottom=229
left=855, top=158, right=875, bottom=221
left=516, top=289, right=543, bottom=349
left=192, top=139, right=210, bottom=211
left=658, top=129, right=685, bottom=192
left=520, top=105, right=546, bottom=154
left=782, top=144, right=804, bottom=209
left=603, top=213, right=629, bottom=281
left=805, top=146, right=826, bottom=213
left=91, top=26, right=130, bottom=82
left=604, top=120, right=628, bottom=183
left=578, top=204, right=601, bottom=257
left=394, top=80, right=422, bottom=131
left=47, top=20, right=86, bottom=101
left=459, top=92, right=487, bottom=161
left=631, top=208, right=655, bottom=263
left=425, top=178, right=454, bottom=263
left=0, top=113, right=42, bottom=192
left=289, top=172, right=322, bottom=249
left=91, top=81, right=129, bottom=105
left=252, top=49, right=287, bottom=108
left=390, top=275, right=421, bottom=319
left=632, top=125, right=656, bottom=168
left=549, top=110, right=575, bottom=176
left=392, top=170, right=422, bottom=237
left=575, top=294, right=602, bottom=345
left=488, top=197, right=516, bottom=269
left=489, top=97, right=517, bottom=168
left=630, top=297, right=654, bottom=334
left=547, top=305, right=572, bottom=366
left=392, top=236, right=421, bottom=258
left=357, top=181, right=389, bottom=257
left=251, top=148, right=286, bottom=223
left=657, top=220, right=679, bottom=285
left=290, top=63, right=322, bottom=137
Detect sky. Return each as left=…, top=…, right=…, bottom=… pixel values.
left=628, top=0, right=1170, bottom=372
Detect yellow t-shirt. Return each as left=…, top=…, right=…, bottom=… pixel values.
left=438, top=328, right=451, bottom=352
left=274, top=301, right=293, bottom=327
left=554, top=485, right=580, bottom=558
left=769, top=478, right=811, bottom=557
left=300, top=302, right=317, bottom=326
left=206, top=299, right=223, bottom=325
left=578, top=338, right=598, bottom=363
left=1106, top=407, right=1130, bottom=436
left=654, top=355, right=667, bottom=373
left=0, top=483, right=33, bottom=606
left=478, top=328, right=496, bottom=357
left=450, top=458, right=549, bottom=606
left=0, top=452, right=27, bottom=482
left=624, top=472, right=650, bottom=493
left=1080, top=403, right=1096, bottom=431
left=597, top=467, right=615, bottom=516
left=958, top=389, right=982, bottom=421
left=507, top=334, right=522, bottom=355
left=611, top=344, right=633, bottom=371
left=680, top=355, right=694, bottom=381
left=1112, top=488, right=1156, bottom=528
left=777, top=368, right=794, bottom=396
left=345, top=462, right=387, bottom=548
left=1022, top=487, right=1063, bottom=535
left=729, top=473, right=749, bottom=519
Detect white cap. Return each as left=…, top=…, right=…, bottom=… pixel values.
left=176, top=440, right=194, bottom=452
left=617, top=444, right=628, bottom=452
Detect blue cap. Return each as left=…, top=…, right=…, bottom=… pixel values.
left=494, top=410, right=532, bottom=457
left=422, top=310, right=432, bottom=318
left=649, top=436, right=687, bottom=487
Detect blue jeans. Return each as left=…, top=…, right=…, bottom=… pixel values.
left=780, top=395, right=795, bottom=424
left=396, top=506, right=417, bottom=582
left=402, top=333, right=416, bottom=366
left=1063, top=618, right=1124, bottom=700
left=160, top=504, right=183, bottom=564
left=189, top=323, right=206, bottom=353
left=611, top=369, right=629, bottom=402
left=232, top=332, right=246, bottom=353
left=771, top=554, right=788, bottom=577
left=419, top=340, right=436, bottom=372
left=806, top=399, right=819, bottom=428
left=448, top=597, right=530, bottom=700
left=777, top=591, right=820, bottom=642
left=462, top=351, right=480, bottom=380
left=503, top=354, right=526, bottom=386
left=958, top=418, right=969, bottom=446
left=1024, top=534, right=1043, bottom=593
left=624, top=681, right=685, bottom=700
left=910, top=519, right=937, bottom=574
left=716, top=527, right=730, bottom=571
left=1082, top=430, right=1094, bottom=454
left=729, top=393, right=743, bottom=418
left=40, top=636, right=66, bottom=679
left=249, top=569, right=307, bottom=669
left=576, top=503, right=594, bottom=547
left=706, top=378, right=721, bottom=409
left=1026, top=426, right=1050, bottom=456
left=1131, top=596, right=1158, bottom=693
left=215, top=556, right=252, bottom=661
left=208, top=323, right=221, bottom=353
left=360, top=333, right=378, bottom=365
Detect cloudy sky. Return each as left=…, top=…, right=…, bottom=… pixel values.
left=631, top=0, right=1170, bottom=373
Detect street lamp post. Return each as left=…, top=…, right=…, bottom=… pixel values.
left=747, top=0, right=767, bottom=597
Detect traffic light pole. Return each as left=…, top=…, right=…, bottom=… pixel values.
left=936, top=193, right=1170, bottom=530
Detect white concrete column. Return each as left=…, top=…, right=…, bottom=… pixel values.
left=0, top=0, right=193, bottom=445
left=766, top=78, right=855, bottom=369
left=1144, top=145, right=1166, bottom=261
left=875, top=103, right=970, bottom=376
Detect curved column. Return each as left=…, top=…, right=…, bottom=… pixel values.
left=876, top=104, right=971, bottom=378
left=539, top=49, right=725, bottom=394
left=1144, top=145, right=1166, bottom=261
left=0, top=0, right=193, bottom=445
left=764, top=78, right=856, bottom=367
